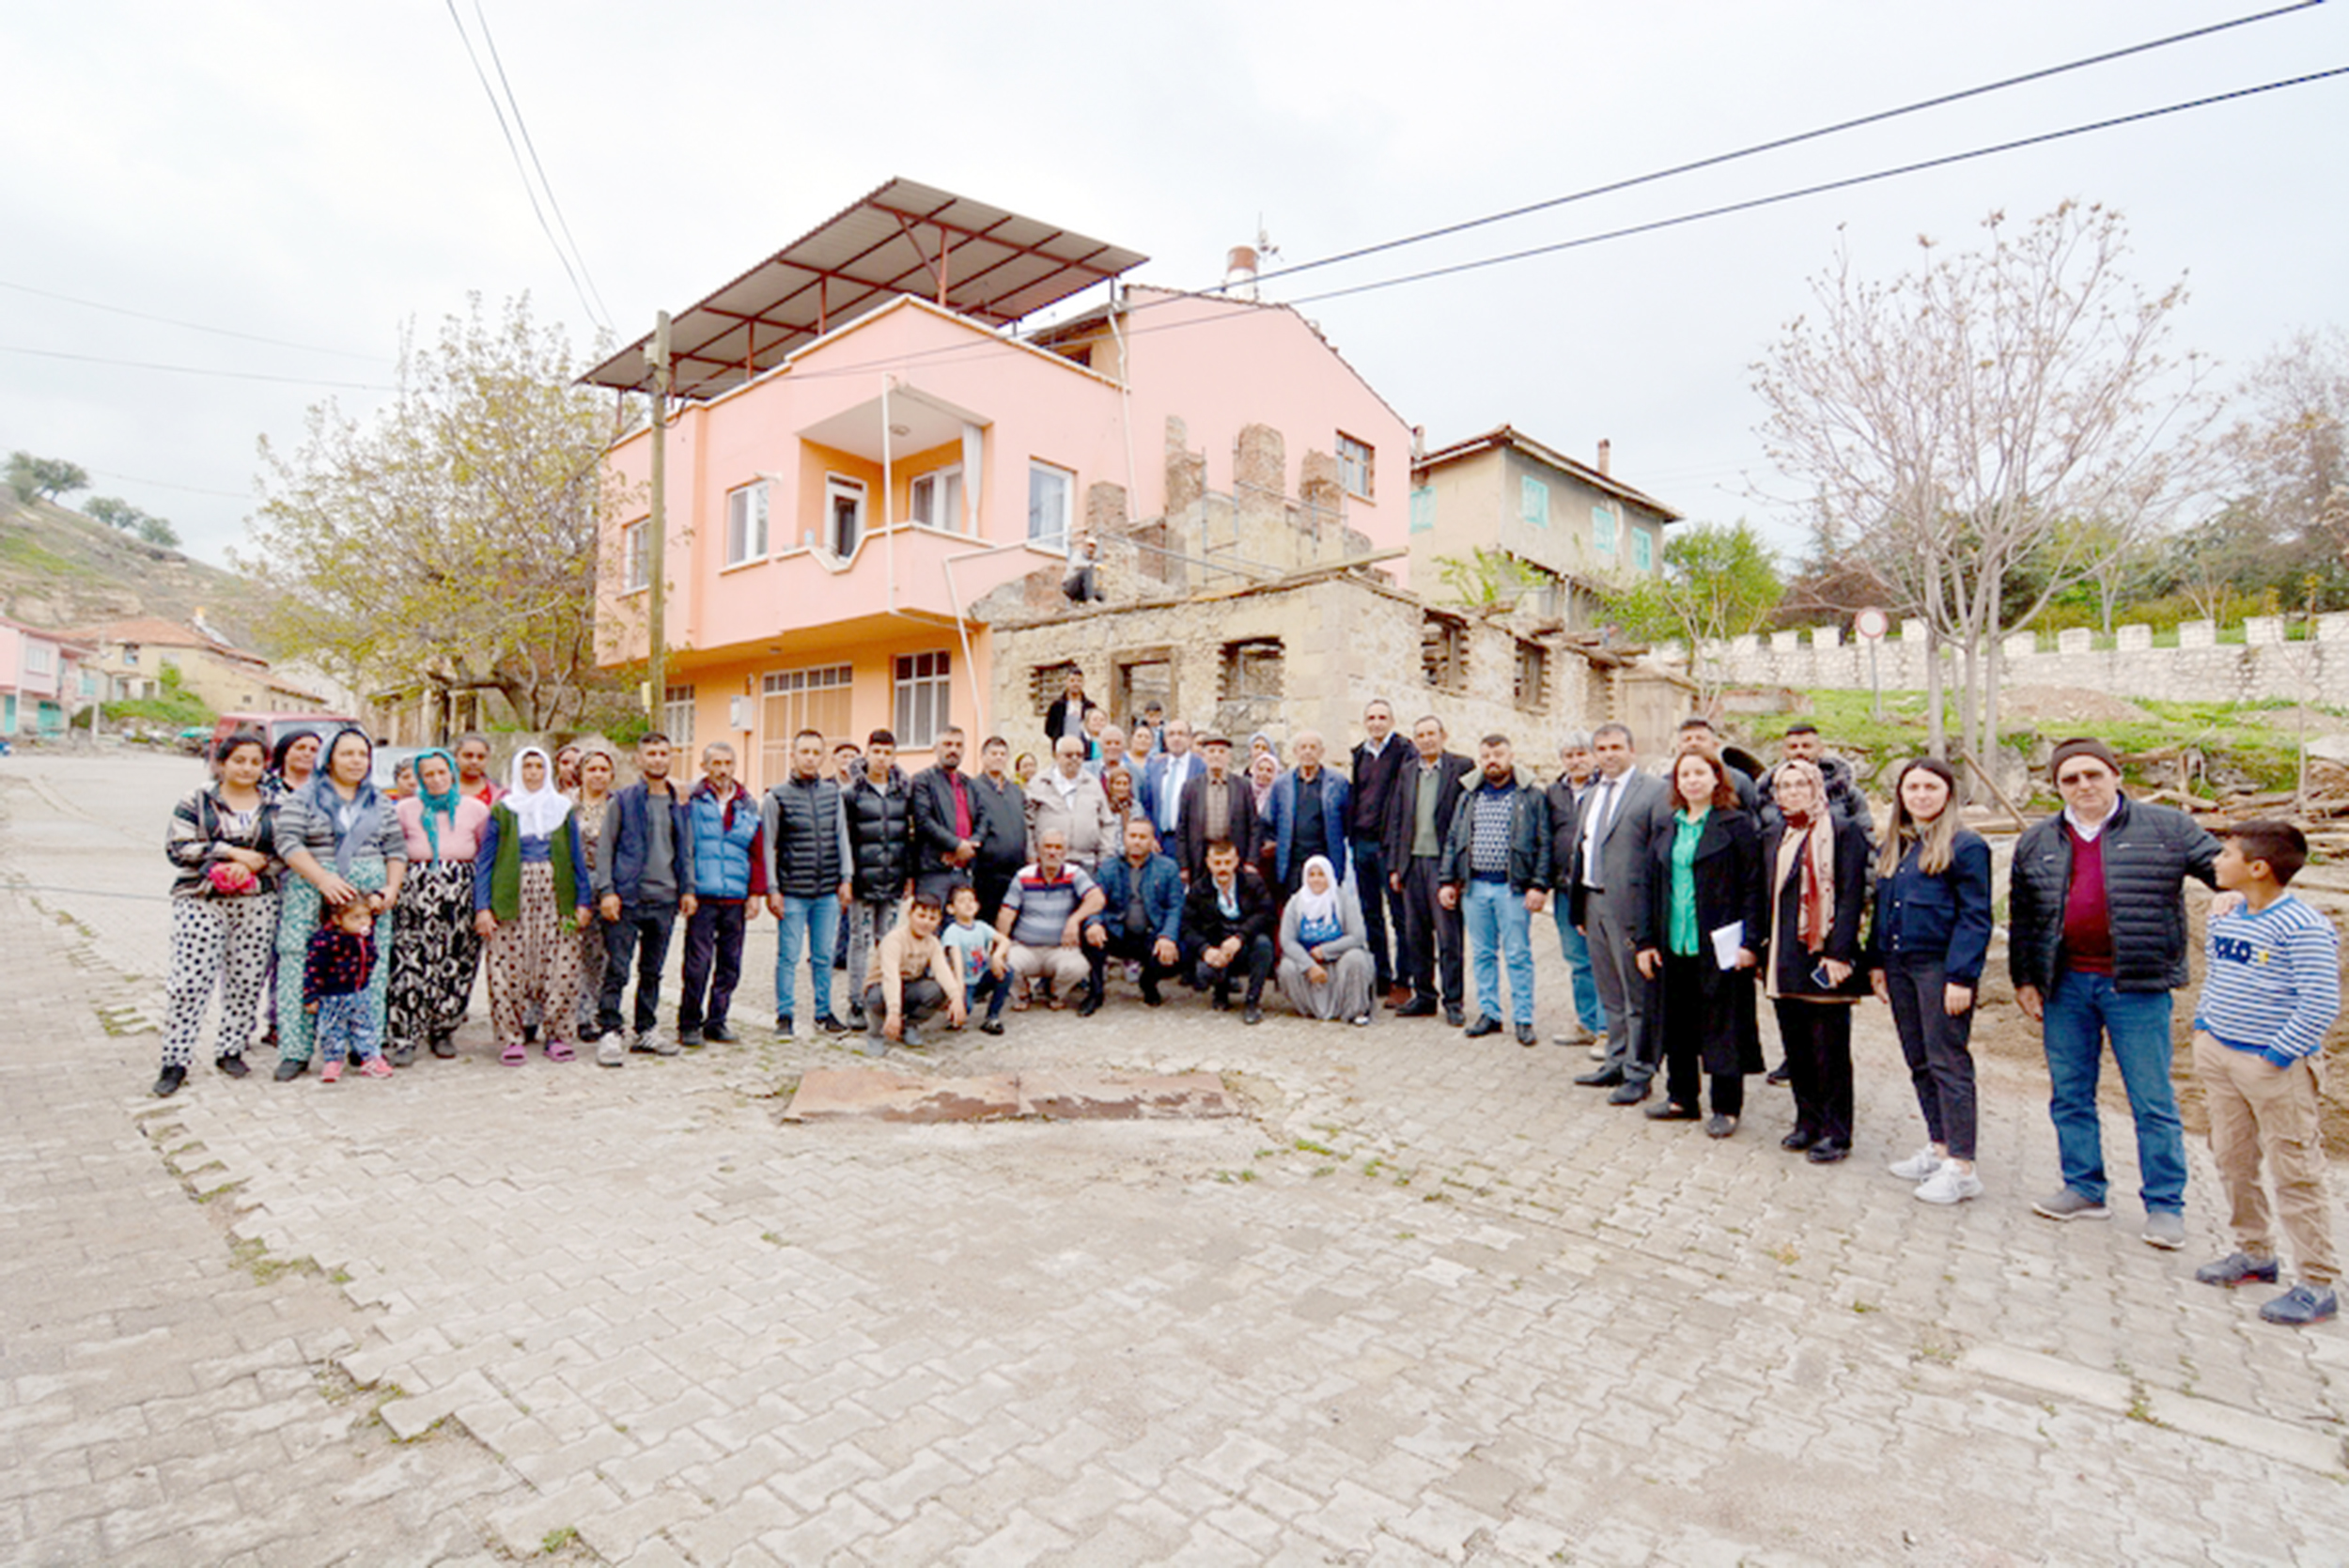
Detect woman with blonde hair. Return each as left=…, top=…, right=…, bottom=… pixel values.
left=1867, top=758, right=1994, bottom=1203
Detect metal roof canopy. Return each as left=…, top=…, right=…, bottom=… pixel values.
left=581, top=179, right=1148, bottom=402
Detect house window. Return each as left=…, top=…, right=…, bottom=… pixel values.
left=1337, top=434, right=1374, bottom=500
left=1028, top=461, right=1073, bottom=549
left=1632, top=523, right=1654, bottom=571
left=1592, top=502, right=1619, bottom=557
left=123, top=643, right=140, bottom=667
left=1422, top=613, right=1467, bottom=691
left=725, top=482, right=769, bottom=566
left=893, top=651, right=952, bottom=749
left=825, top=476, right=866, bottom=557
left=662, top=684, right=695, bottom=749
left=1219, top=639, right=1284, bottom=702
left=910, top=465, right=966, bottom=533
left=1030, top=661, right=1082, bottom=715
left=621, top=520, right=650, bottom=590
left=759, top=664, right=853, bottom=787
left=23, top=642, right=54, bottom=676
left=1514, top=640, right=1548, bottom=709
left=1409, top=486, right=1436, bottom=535
left=1520, top=476, right=1549, bottom=529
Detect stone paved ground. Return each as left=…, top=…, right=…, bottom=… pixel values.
left=4, top=751, right=2346, bottom=1565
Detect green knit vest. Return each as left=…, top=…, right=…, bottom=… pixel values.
left=489, top=805, right=578, bottom=920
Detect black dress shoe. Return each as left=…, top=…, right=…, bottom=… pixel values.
left=1395, top=995, right=1438, bottom=1017
left=1806, top=1141, right=1850, bottom=1164
left=152, top=1064, right=186, bottom=1098
left=1516, top=1024, right=1538, bottom=1048
left=1077, top=985, right=1106, bottom=1018
left=214, top=1054, right=249, bottom=1079
left=273, top=1059, right=306, bottom=1082
left=1704, top=1114, right=1738, bottom=1139
left=1443, top=1004, right=1465, bottom=1028
left=816, top=1014, right=848, bottom=1034
left=1646, top=1100, right=1701, bottom=1121
left=1463, top=1016, right=1501, bottom=1038
left=1575, top=1066, right=1626, bottom=1088
left=1781, top=1127, right=1820, bottom=1152
left=1607, top=1079, right=1651, bottom=1106
left=1242, top=1001, right=1263, bottom=1025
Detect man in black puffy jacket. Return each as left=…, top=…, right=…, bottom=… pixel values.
left=761, top=729, right=852, bottom=1038
left=844, top=729, right=915, bottom=1028
left=2010, top=737, right=2219, bottom=1249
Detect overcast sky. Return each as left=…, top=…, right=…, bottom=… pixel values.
left=3, top=0, right=2341, bottom=570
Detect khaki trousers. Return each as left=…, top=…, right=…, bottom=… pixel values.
left=2193, top=1030, right=2338, bottom=1286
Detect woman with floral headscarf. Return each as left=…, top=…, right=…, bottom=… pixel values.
left=474, top=745, right=592, bottom=1063
left=387, top=748, right=490, bottom=1063
left=272, top=727, right=406, bottom=1080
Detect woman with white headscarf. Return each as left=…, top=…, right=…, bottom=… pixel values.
left=387, top=748, right=490, bottom=1064
left=1275, top=854, right=1377, bottom=1025
left=473, top=746, right=592, bottom=1064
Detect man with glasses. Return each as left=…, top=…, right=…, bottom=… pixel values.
left=2010, top=737, right=2220, bottom=1249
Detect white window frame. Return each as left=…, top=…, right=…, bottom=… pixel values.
left=621, top=519, right=650, bottom=591
left=910, top=464, right=966, bottom=533
left=662, top=684, right=695, bottom=749
left=1028, top=460, right=1073, bottom=550
left=23, top=642, right=54, bottom=676
left=825, top=474, right=867, bottom=557
left=725, top=481, right=769, bottom=566
left=1337, top=433, right=1374, bottom=500
left=892, top=651, right=952, bottom=749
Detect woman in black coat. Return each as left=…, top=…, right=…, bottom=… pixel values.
left=1635, top=746, right=1768, bottom=1138
left=1759, top=759, right=1872, bottom=1162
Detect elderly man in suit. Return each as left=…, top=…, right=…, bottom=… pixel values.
left=1382, top=715, right=1475, bottom=1026
left=1176, top=734, right=1256, bottom=886
left=1139, top=717, right=1202, bottom=852
left=1571, top=722, right=1674, bottom=1104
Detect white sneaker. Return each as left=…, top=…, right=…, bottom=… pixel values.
left=1888, top=1146, right=1944, bottom=1182
left=1915, top=1162, right=1983, bottom=1205
left=1587, top=1036, right=1610, bottom=1063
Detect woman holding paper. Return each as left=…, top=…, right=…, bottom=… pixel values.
left=1759, top=759, right=1873, bottom=1163
left=1635, top=746, right=1767, bottom=1138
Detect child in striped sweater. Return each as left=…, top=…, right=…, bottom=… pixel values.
left=2190, top=819, right=2339, bottom=1327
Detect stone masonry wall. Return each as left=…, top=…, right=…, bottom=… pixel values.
left=1656, top=614, right=2349, bottom=706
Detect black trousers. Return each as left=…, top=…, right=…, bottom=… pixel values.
left=1349, top=837, right=1397, bottom=991
left=1187, top=933, right=1274, bottom=1002
left=1882, top=956, right=1979, bottom=1160
left=1773, top=997, right=1855, bottom=1145
left=599, top=903, right=677, bottom=1037
left=1397, top=855, right=1463, bottom=1005
left=1088, top=927, right=1174, bottom=1000
left=677, top=898, right=746, bottom=1032
left=1661, top=953, right=1744, bottom=1117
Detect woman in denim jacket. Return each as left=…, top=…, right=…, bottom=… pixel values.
left=1867, top=759, right=1995, bottom=1203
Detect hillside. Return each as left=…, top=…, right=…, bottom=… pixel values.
left=0, top=496, right=272, bottom=647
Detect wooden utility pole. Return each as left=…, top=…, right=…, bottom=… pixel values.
left=646, top=310, right=671, bottom=722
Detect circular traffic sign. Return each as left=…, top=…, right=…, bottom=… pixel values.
left=1854, top=607, right=1890, bottom=642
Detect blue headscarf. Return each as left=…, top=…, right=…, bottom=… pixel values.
left=303, top=726, right=391, bottom=876
left=410, top=747, right=460, bottom=858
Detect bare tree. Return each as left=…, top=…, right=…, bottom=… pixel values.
left=1753, top=202, right=2210, bottom=770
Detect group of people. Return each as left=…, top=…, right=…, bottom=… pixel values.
left=159, top=696, right=2339, bottom=1328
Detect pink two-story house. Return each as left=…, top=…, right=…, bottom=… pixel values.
left=583, top=179, right=1411, bottom=788
left=0, top=615, right=92, bottom=737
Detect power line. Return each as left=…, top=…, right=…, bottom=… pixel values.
left=1283, top=66, right=2349, bottom=308
left=442, top=0, right=609, bottom=333
left=0, top=280, right=386, bottom=362
left=468, top=0, right=611, bottom=329
left=0, top=344, right=396, bottom=391
left=86, top=468, right=253, bottom=502
left=1237, top=0, right=2329, bottom=294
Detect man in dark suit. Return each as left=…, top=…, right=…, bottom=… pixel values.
left=1176, top=734, right=1255, bottom=886
left=909, top=726, right=981, bottom=903
left=1571, top=722, right=1674, bottom=1104
left=1381, top=715, right=1474, bottom=1025
left=1268, top=729, right=1351, bottom=894
left=1181, top=838, right=1277, bottom=1023
left=1139, top=717, right=1201, bottom=847
left=969, top=735, right=1029, bottom=926
left=1347, top=699, right=1411, bottom=1001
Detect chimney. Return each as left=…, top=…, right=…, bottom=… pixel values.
left=1595, top=439, right=1611, bottom=476
left=1224, top=245, right=1259, bottom=301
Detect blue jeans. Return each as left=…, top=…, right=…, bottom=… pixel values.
left=774, top=894, right=842, bottom=1022
left=314, top=991, right=381, bottom=1063
left=1463, top=878, right=1535, bottom=1027
left=1550, top=901, right=1608, bottom=1035
left=2042, top=971, right=2187, bottom=1213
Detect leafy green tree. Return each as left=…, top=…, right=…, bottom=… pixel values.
left=7, top=451, right=90, bottom=504
left=240, top=294, right=636, bottom=729
left=85, top=496, right=138, bottom=530
left=1604, top=520, right=1781, bottom=701
left=134, top=515, right=180, bottom=549
left=1431, top=547, right=1546, bottom=609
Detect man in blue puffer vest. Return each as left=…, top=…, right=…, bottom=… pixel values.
left=677, top=741, right=768, bottom=1048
